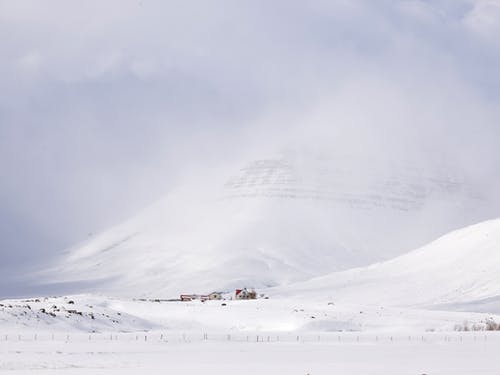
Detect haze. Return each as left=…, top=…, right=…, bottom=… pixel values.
left=1, top=0, right=500, bottom=296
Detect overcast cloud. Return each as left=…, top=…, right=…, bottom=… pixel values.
left=1, top=0, right=500, bottom=294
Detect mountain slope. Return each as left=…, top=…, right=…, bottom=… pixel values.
left=43, top=153, right=498, bottom=297
left=279, top=218, right=500, bottom=310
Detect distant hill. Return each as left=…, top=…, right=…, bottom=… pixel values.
left=280, top=218, right=500, bottom=312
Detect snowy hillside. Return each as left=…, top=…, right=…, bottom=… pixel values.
left=2, top=294, right=500, bottom=334
left=42, top=153, right=498, bottom=297
left=279, top=218, right=500, bottom=310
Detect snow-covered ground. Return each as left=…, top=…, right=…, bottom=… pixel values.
left=4, top=294, right=500, bottom=374
left=2, top=332, right=500, bottom=374
left=2, top=294, right=499, bottom=374
left=2, top=294, right=500, bottom=334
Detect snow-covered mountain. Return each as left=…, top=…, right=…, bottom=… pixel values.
left=44, top=152, right=498, bottom=297
left=7, top=217, right=500, bottom=334
left=280, top=218, right=500, bottom=311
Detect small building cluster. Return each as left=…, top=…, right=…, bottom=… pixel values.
left=235, top=288, right=257, bottom=300
left=180, top=292, right=222, bottom=302
left=179, top=288, right=260, bottom=302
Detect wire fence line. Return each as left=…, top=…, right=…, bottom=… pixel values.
left=1, top=331, right=499, bottom=344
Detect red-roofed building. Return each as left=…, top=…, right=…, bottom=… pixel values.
left=235, top=288, right=257, bottom=300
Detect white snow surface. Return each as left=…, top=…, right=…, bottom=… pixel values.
left=2, top=294, right=500, bottom=335
left=3, top=334, right=500, bottom=375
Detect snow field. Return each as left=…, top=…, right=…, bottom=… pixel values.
left=4, top=295, right=500, bottom=334
left=1, top=332, right=500, bottom=374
